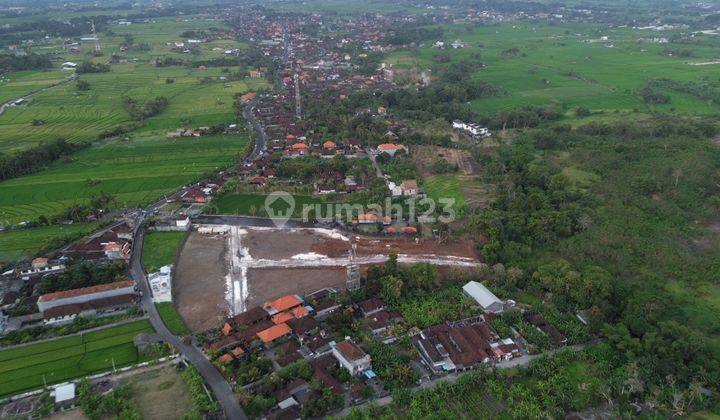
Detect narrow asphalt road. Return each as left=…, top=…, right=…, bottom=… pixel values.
left=130, top=229, right=247, bottom=420
left=242, top=101, right=266, bottom=164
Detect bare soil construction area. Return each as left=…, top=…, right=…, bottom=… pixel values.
left=245, top=268, right=347, bottom=309
left=173, top=225, right=481, bottom=332
left=173, top=231, right=228, bottom=332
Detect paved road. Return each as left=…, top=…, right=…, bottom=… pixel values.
left=130, top=229, right=247, bottom=420
left=242, top=101, right=266, bottom=164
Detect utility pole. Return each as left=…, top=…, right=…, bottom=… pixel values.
left=346, top=243, right=360, bottom=291
left=91, top=19, right=101, bottom=54
left=294, top=72, right=301, bottom=120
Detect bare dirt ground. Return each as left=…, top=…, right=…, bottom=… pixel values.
left=174, top=226, right=481, bottom=330
left=351, top=235, right=478, bottom=259
left=246, top=267, right=347, bottom=308
left=174, top=232, right=229, bottom=332
left=126, top=365, right=193, bottom=419
left=46, top=409, right=86, bottom=420
left=246, top=228, right=349, bottom=259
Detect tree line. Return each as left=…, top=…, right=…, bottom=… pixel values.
left=0, top=53, right=51, bottom=72
left=0, top=138, right=88, bottom=182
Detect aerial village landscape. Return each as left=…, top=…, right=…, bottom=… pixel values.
left=1, top=0, right=720, bottom=419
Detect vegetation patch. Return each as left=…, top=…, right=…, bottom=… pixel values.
left=0, top=320, right=155, bottom=397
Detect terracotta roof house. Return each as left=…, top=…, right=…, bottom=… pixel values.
left=377, top=143, right=405, bottom=156
left=233, top=306, right=269, bottom=326
left=272, top=311, right=295, bottom=325
left=358, top=298, right=385, bottom=317
left=332, top=339, right=371, bottom=375
left=264, top=294, right=303, bottom=315
left=38, top=280, right=135, bottom=312
left=257, top=323, right=292, bottom=346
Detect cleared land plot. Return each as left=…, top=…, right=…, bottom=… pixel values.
left=0, top=223, right=98, bottom=264
left=0, top=134, right=248, bottom=225
left=245, top=267, right=347, bottom=309
left=174, top=226, right=479, bottom=332
left=126, top=364, right=194, bottom=419
left=174, top=231, right=228, bottom=332
left=245, top=228, right=349, bottom=259
left=142, top=231, right=186, bottom=272
left=0, top=319, right=154, bottom=397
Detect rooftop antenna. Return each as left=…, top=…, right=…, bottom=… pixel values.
left=91, top=19, right=101, bottom=53
left=346, top=243, right=360, bottom=291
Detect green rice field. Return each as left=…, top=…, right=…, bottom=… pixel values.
left=0, top=134, right=249, bottom=225
left=0, top=319, right=154, bottom=397
left=0, top=223, right=99, bottom=264
left=387, top=23, right=720, bottom=117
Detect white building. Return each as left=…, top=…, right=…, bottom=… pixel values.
left=462, top=281, right=504, bottom=313
left=149, top=265, right=173, bottom=303
left=332, top=338, right=371, bottom=375
left=452, top=120, right=491, bottom=139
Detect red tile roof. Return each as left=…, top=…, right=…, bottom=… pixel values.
left=38, top=280, right=134, bottom=302
left=257, top=323, right=292, bottom=344
left=264, top=295, right=302, bottom=313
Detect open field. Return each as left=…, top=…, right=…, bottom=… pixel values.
left=0, top=223, right=99, bottom=264
left=142, top=231, right=186, bottom=272
left=155, top=302, right=190, bottom=336
left=214, top=193, right=335, bottom=217
left=0, top=319, right=154, bottom=397
left=0, top=134, right=248, bottom=225
left=174, top=230, right=228, bottom=332
left=387, top=23, right=720, bottom=117
left=126, top=364, right=194, bottom=419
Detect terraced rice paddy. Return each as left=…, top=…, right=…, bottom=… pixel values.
left=0, top=223, right=99, bottom=264
left=0, top=319, right=154, bottom=397
left=0, top=134, right=249, bottom=225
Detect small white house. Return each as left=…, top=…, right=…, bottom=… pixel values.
left=175, top=214, right=190, bottom=228
left=332, top=338, right=371, bottom=376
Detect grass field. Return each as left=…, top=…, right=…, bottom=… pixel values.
left=155, top=302, right=190, bottom=336
left=214, top=193, right=331, bottom=217
left=387, top=23, right=720, bottom=117
left=422, top=175, right=465, bottom=210
left=142, top=231, right=186, bottom=272
left=0, top=319, right=154, bottom=397
left=0, top=223, right=99, bottom=264
left=0, top=134, right=249, bottom=225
